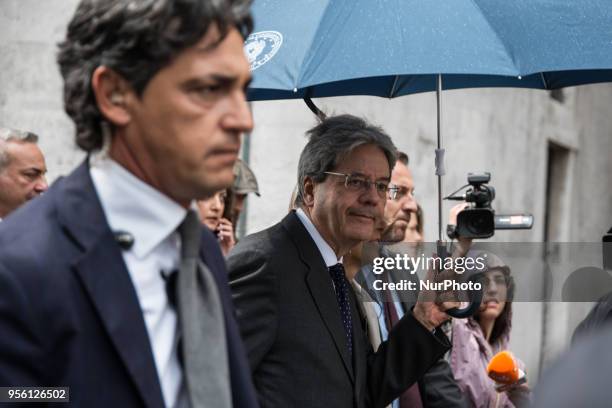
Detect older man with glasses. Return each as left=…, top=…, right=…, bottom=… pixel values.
left=228, top=114, right=457, bottom=408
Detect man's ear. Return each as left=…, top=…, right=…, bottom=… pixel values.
left=91, top=66, right=132, bottom=127
left=303, top=177, right=316, bottom=207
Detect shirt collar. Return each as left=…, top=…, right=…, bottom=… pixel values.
left=90, top=157, right=188, bottom=258
left=295, top=208, right=342, bottom=267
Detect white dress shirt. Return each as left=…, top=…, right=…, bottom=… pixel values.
left=295, top=208, right=342, bottom=268
left=90, top=157, right=187, bottom=408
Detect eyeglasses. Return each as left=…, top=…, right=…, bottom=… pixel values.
left=387, top=184, right=415, bottom=201
left=324, top=171, right=391, bottom=199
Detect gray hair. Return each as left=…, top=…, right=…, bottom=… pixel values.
left=0, top=128, right=39, bottom=170
left=57, top=0, right=253, bottom=152
left=295, top=114, right=397, bottom=207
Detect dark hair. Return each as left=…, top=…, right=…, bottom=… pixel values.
left=222, top=187, right=235, bottom=221
left=396, top=151, right=409, bottom=165
left=475, top=268, right=515, bottom=345
left=57, top=0, right=253, bottom=152
left=295, top=114, right=397, bottom=207
left=488, top=302, right=512, bottom=345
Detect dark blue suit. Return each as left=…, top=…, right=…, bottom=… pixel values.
left=0, top=161, right=258, bottom=407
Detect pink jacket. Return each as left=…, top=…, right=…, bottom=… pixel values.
left=450, top=318, right=521, bottom=408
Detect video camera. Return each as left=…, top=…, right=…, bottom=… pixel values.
left=446, top=173, right=533, bottom=239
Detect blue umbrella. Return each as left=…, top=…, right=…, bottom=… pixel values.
left=244, top=0, right=612, bottom=316
left=245, top=0, right=612, bottom=99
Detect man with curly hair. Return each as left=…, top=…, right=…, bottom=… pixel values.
left=0, top=1, right=256, bottom=407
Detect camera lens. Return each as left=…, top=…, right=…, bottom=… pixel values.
left=458, top=209, right=495, bottom=238
left=468, top=215, right=488, bottom=234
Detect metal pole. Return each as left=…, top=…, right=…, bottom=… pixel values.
left=435, top=75, right=480, bottom=319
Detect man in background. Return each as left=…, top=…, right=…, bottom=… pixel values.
left=359, top=151, right=468, bottom=408
left=380, top=151, right=417, bottom=241
left=230, top=158, right=260, bottom=236
left=403, top=205, right=424, bottom=244
left=0, top=128, right=47, bottom=219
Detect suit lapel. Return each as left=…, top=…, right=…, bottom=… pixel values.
left=57, top=161, right=165, bottom=408
left=349, top=285, right=369, bottom=403
left=282, top=212, right=355, bottom=382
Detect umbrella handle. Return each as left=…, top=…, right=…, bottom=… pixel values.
left=445, top=274, right=484, bottom=318
left=446, top=300, right=481, bottom=318
left=303, top=97, right=327, bottom=120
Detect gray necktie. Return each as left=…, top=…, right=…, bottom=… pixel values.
left=176, top=210, right=232, bottom=408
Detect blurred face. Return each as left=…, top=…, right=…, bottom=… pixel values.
left=308, top=144, right=390, bottom=256
left=197, top=190, right=227, bottom=230
left=381, top=161, right=416, bottom=242
left=0, top=141, right=48, bottom=218
left=113, top=26, right=253, bottom=206
left=403, top=211, right=423, bottom=243
left=479, top=269, right=508, bottom=320
left=231, top=193, right=247, bottom=224
left=371, top=213, right=387, bottom=242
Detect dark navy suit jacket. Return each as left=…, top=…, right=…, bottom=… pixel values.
left=0, top=161, right=258, bottom=407
left=227, top=212, right=450, bottom=408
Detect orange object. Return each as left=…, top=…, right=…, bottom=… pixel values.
left=487, top=351, right=520, bottom=384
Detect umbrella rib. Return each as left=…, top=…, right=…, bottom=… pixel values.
left=539, top=72, right=549, bottom=89
left=468, top=0, right=520, bottom=74
left=389, top=75, right=400, bottom=98
left=296, top=0, right=338, bottom=89
left=390, top=0, right=407, bottom=98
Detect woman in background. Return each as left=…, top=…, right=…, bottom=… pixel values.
left=197, top=189, right=235, bottom=256
left=450, top=251, right=531, bottom=408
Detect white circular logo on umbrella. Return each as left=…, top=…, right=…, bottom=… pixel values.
left=244, top=31, right=283, bottom=71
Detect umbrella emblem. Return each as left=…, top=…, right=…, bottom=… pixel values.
left=244, top=31, right=283, bottom=71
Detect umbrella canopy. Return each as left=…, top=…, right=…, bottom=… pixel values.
left=245, top=0, right=612, bottom=100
